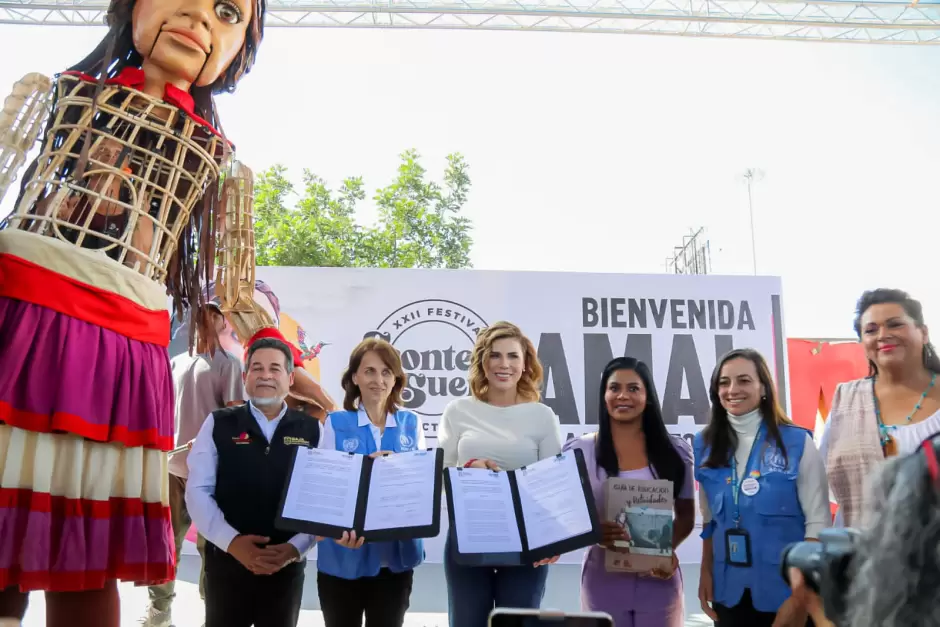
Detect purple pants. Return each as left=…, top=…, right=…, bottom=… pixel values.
left=580, top=548, right=685, bottom=627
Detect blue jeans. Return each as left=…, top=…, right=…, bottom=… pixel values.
left=443, top=535, right=549, bottom=627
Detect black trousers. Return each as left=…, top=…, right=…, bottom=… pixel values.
left=317, top=568, right=414, bottom=627
left=714, top=589, right=814, bottom=627
left=204, top=543, right=306, bottom=627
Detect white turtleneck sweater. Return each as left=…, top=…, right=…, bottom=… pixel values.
left=699, top=408, right=830, bottom=539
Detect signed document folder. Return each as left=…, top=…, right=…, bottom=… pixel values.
left=276, top=447, right=445, bottom=542
left=444, top=449, right=601, bottom=566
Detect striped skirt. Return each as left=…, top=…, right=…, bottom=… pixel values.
left=0, top=295, right=175, bottom=592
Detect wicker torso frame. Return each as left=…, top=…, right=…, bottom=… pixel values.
left=3, top=72, right=226, bottom=284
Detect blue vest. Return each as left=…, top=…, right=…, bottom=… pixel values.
left=317, top=409, right=425, bottom=580
left=693, top=424, right=808, bottom=613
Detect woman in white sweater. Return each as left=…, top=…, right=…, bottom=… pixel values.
left=438, top=321, right=563, bottom=627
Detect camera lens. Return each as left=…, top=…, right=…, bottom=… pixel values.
left=780, top=540, right=824, bottom=593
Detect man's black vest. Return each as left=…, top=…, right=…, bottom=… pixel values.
left=211, top=404, right=320, bottom=546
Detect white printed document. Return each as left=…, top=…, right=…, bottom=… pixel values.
left=363, top=450, right=437, bottom=531
left=445, top=450, right=600, bottom=562
left=280, top=447, right=361, bottom=528
left=448, top=468, right=523, bottom=554
left=277, top=446, right=445, bottom=541
left=515, top=453, right=595, bottom=550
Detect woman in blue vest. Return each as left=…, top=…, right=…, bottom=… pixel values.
left=694, top=348, right=830, bottom=627
left=317, top=337, right=426, bottom=627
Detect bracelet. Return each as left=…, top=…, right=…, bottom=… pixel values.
left=464, top=458, right=479, bottom=468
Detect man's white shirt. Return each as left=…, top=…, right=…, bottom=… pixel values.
left=185, top=401, right=317, bottom=557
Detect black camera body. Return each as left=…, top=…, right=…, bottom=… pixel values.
left=781, top=528, right=861, bottom=625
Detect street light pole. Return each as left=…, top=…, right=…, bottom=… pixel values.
left=742, top=168, right=763, bottom=276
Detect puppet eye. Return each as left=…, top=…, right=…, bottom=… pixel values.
left=215, top=0, right=242, bottom=23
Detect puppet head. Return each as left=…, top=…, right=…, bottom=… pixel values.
left=69, top=0, right=265, bottom=105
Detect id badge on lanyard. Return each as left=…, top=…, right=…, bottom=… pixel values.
left=724, top=429, right=763, bottom=568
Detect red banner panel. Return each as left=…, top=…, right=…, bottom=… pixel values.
left=786, top=339, right=869, bottom=433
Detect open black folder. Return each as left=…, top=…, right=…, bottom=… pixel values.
left=444, top=448, right=601, bottom=566
left=275, top=447, right=444, bottom=543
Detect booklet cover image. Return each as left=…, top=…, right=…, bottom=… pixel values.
left=604, top=478, right=674, bottom=573
left=616, top=507, right=673, bottom=556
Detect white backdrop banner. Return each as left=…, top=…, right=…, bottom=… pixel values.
left=184, top=268, right=788, bottom=566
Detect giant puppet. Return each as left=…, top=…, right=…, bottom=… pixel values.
left=0, top=0, right=267, bottom=622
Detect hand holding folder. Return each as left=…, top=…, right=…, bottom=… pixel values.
left=444, top=449, right=601, bottom=566
left=276, top=447, right=445, bottom=542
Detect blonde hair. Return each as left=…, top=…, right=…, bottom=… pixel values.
left=340, top=338, right=406, bottom=414
left=468, top=321, right=543, bottom=403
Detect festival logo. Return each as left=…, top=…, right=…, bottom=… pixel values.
left=366, top=299, right=488, bottom=418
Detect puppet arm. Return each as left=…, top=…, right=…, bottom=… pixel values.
left=214, top=161, right=337, bottom=418
left=0, top=73, right=52, bottom=208
left=215, top=160, right=277, bottom=340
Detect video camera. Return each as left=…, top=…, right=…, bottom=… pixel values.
left=781, top=528, right=861, bottom=625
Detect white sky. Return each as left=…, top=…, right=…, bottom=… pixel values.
left=1, top=25, right=938, bottom=340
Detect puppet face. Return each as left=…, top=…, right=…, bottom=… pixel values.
left=132, top=0, right=252, bottom=89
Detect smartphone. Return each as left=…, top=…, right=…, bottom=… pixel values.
left=488, top=609, right=614, bottom=627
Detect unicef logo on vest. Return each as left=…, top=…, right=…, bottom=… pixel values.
left=365, top=299, right=488, bottom=418
left=342, top=437, right=360, bottom=452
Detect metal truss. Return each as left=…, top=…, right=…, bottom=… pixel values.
left=2, top=0, right=939, bottom=44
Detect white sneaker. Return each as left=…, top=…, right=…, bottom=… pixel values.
left=139, top=606, right=172, bottom=627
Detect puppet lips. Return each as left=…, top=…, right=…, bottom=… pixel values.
left=164, top=28, right=209, bottom=54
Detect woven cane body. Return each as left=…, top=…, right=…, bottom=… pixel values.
left=3, top=72, right=226, bottom=283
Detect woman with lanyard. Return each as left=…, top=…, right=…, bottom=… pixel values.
left=694, top=348, right=830, bottom=627
left=438, top=321, right=563, bottom=627
left=562, top=357, right=695, bottom=627
left=316, top=337, right=425, bottom=627
left=820, top=288, right=940, bottom=529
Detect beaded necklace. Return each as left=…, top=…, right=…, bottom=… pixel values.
left=872, top=371, right=937, bottom=455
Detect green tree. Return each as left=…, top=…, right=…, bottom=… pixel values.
left=252, top=150, right=473, bottom=268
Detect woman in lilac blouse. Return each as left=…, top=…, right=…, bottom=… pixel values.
left=562, top=357, right=696, bottom=627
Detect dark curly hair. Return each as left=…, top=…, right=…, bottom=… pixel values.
left=853, top=288, right=940, bottom=376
